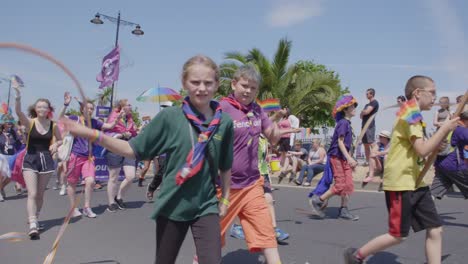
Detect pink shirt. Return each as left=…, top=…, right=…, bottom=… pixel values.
left=278, top=118, right=291, bottom=138
left=106, top=110, right=137, bottom=137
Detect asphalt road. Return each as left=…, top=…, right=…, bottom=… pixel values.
left=1, top=180, right=467, bottom=264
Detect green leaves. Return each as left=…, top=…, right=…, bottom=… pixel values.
left=219, top=37, right=347, bottom=129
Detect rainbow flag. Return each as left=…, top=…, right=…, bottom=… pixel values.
left=257, top=98, right=281, bottom=112
left=397, top=98, right=422, bottom=124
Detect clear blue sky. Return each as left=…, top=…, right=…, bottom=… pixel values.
left=0, top=0, right=466, bottom=133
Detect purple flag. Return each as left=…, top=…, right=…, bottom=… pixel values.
left=96, top=45, right=120, bottom=89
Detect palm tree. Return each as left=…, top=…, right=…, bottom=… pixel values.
left=219, top=38, right=345, bottom=128
left=97, top=87, right=113, bottom=106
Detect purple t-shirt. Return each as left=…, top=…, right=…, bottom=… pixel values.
left=69, top=115, right=104, bottom=157
left=435, top=126, right=468, bottom=171
left=220, top=99, right=272, bottom=189
left=327, top=118, right=353, bottom=160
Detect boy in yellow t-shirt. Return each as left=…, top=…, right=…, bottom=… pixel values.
left=344, top=75, right=460, bottom=264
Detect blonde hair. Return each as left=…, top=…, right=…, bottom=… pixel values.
left=233, top=64, right=261, bottom=84
left=114, top=99, right=129, bottom=111
left=404, top=75, right=434, bottom=100
left=312, top=138, right=323, bottom=147
left=181, top=55, right=219, bottom=84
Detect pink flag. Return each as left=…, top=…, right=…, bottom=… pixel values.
left=96, top=45, right=120, bottom=89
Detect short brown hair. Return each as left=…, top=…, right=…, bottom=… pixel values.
left=404, top=75, right=434, bottom=100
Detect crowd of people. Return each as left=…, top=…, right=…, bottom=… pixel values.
left=0, top=56, right=466, bottom=264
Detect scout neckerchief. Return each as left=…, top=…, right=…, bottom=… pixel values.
left=221, top=94, right=256, bottom=145
left=175, top=97, right=222, bottom=186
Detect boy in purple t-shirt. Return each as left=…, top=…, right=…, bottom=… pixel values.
left=310, top=94, right=360, bottom=221
left=431, top=110, right=468, bottom=199
left=60, top=92, right=121, bottom=218
left=219, top=65, right=298, bottom=263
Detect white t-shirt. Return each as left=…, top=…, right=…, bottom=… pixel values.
left=288, top=115, right=300, bottom=146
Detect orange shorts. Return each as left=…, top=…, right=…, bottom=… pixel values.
left=218, top=177, right=277, bottom=252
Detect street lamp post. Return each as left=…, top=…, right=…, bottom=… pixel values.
left=90, top=12, right=144, bottom=108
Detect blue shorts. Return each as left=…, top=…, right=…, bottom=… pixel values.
left=105, top=151, right=136, bottom=168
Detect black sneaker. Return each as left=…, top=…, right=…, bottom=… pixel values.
left=28, top=227, right=40, bottom=240
left=138, top=178, right=144, bottom=187
left=338, top=207, right=359, bottom=221
left=107, top=203, right=119, bottom=212
left=343, top=247, right=363, bottom=264
left=114, top=197, right=126, bottom=210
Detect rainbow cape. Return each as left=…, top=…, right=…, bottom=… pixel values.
left=257, top=98, right=281, bottom=112
left=397, top=98, right=422, bottom=124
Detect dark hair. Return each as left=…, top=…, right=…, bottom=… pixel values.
left=404, top=75, right=434, bottom=100
left=27, top=98, right=54, bottom=118
left=367, top=88, right=375, bottom=97
left=397, top=95, right=406, bottom=102
left=80, top=99, right=95, bottom=113
left=461, top=110, right=468, bottom=120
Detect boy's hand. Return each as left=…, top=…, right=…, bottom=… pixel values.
left=438, top=139, right=448, bottom=153
left=348, top=158, right=358, bottom=168
left=441, top=117, right=460, bottom=132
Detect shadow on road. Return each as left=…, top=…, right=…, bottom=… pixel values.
left=40, top=216, right=81, bottom=233
left=222, top=249, right=263, bottom=264
left=366, top=251, right=402, bottom=264
left=440, top=212, right=468, bottom=229
left=80, top=260, right=120, bottom=264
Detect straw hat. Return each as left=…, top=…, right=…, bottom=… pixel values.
left=378, top=130, right=391, bottom=139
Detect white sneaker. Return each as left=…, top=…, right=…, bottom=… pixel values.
left=0, top=192, right=4, bottom=202
left=59, top=184, right=67, bottom=196
left=72, top=208, right=82, bottom=217
left=82, top=207, right=97, bottom=218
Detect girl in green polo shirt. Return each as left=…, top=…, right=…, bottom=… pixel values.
left=62, top=55, right=234, bottom=264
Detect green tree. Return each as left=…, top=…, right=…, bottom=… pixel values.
left=97, top=87, right=113, bottom=106
left=65, top=108, right=81, bottom=116
left=131, top=107, right=141, bottom=128
left=219, top=38, right=347, bottom=129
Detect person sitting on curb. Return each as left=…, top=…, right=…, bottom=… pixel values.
left=295, top=139, right=327, bottom=186
left=362, top=130, right=391, bottom=188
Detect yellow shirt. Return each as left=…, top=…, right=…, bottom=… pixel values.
left=383, top=119, right=427, bottom=191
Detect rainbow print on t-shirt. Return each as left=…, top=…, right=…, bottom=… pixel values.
left=397, top=98, right=423, bottom=124
left=257, top=98, right=281, bottom=112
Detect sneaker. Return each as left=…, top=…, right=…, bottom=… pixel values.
left=59, top=184, right=67, bottom=196
left=138, top=178, right=143, bottom=187
left=28, top=222, right=40, bottom=240
left=107, top=203, right=119, bottom=213
left=277, top=172, right=286, bottom=184
left=309, top=195, right=325, bottom=218
left=114, top=197, right=126, bottom=210
left=378, top=183, right=383, bottom=192
left=82, top=207, right=97, bottom=218
left=338, top=207, right=359, bottom=221
left=275, top=227, right=289, bottom=241
left=146, top=184, right=155, bottom=201
left=303, top=182, right=311, bottom=187
left=0, top=188, right=6, bottom=199
left=0, top=192, right=4, bottom=202
left=229, top=224, right=245, bottom=240
left=72, top=208, right=82, bottom=218
left=343, top=247, right=363, bottom=264
left=294, top=180, right=302, bottom=186
left=28, top=227, right=40, bottom=240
